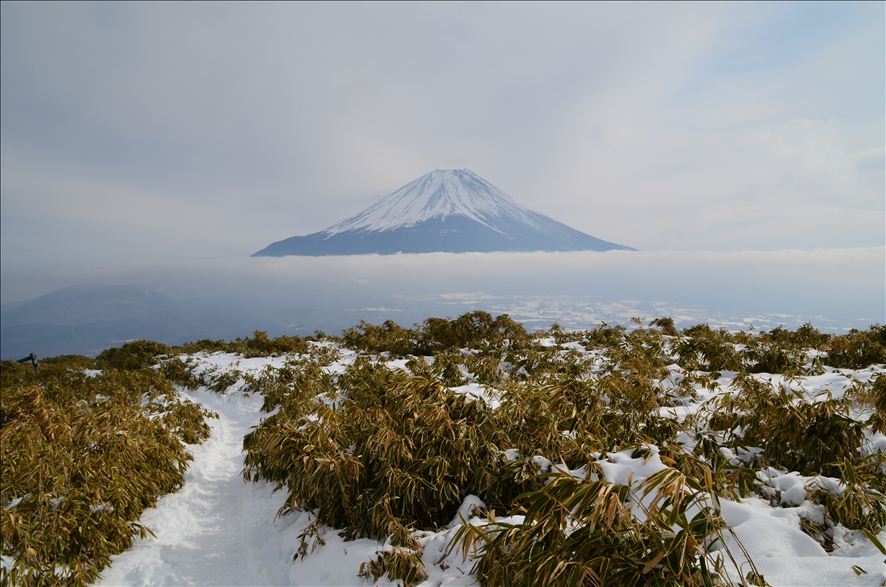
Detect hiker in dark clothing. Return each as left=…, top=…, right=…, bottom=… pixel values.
left=17, top=352, right=38, bottom=373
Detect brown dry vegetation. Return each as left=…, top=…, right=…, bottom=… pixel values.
left=240, top=314, right=885, bottom=586
left=0, top=356, right=215, bottom=585
left=2, top=315, right=883, bottom=586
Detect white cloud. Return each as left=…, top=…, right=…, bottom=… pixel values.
left=2, top=249, right=882, bottom=329
left=0, top=1, right=882, bottom=266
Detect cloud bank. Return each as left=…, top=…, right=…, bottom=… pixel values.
left=3, top=248, right=882, bottom=324
left=1, top=2, right=883, bottom=270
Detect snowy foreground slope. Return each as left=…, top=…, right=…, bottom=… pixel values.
left=95, top=336, right=886, bottom=587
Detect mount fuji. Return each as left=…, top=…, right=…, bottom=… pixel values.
left=253, top=169, right=633, bottom=256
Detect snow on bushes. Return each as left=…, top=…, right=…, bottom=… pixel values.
left=234, top=315, right=885, bottom=586
left=3, top=315, right=885, bottom=586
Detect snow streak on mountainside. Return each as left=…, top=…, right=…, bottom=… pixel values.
left=253, top=169, right=633, bottom=256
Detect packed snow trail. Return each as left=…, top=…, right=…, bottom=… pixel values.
left=95, top=388, right=304, bottom=586
left=94, top=380, right=430, bottom=587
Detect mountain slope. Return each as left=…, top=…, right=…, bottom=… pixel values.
left=253, top=169, right=633, bottom=256
left=0, top=285, right=280, bottom=359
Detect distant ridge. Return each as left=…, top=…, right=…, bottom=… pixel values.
left=253, top=169, right=633, bottom=256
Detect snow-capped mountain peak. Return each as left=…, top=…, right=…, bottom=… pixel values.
left=324, top=169, right=538, bottom=235
left=253, top=169, right=633, bottom=256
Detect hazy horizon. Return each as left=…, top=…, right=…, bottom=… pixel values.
left=4, top=247, right=883, bottom=327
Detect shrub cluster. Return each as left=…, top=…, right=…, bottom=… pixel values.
left=241, top=316, right=884, bottom=585
left=174, top=330, right=309, bottom=358
left=824, top=325, right=886, bottom=369
left=455, top=467, right=736, bottom=586
left=243, top=360, right=530, bottom=541
left=342, top=311, right=529, bottom=357
left=93, top=331, right=310, bottom=375
left=696, top=373, right=886, bottom=539
left=0, top=360, right=215, bottom=585
left=5, top=315, right=881, bottom=586
left=95, top=340, right=171, bottom=371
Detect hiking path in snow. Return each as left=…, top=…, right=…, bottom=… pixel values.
left=96, top=388, right=303, bottom=586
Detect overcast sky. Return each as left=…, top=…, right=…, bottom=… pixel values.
left=1, top=1, right=883, bottom=269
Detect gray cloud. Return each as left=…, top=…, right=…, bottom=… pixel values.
left=1, top=1, right=883, bottom=270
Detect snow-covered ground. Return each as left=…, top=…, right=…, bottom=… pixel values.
left=94, top=348, right=886, bottom=586
left=96, top=389, right=303, bottom=585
